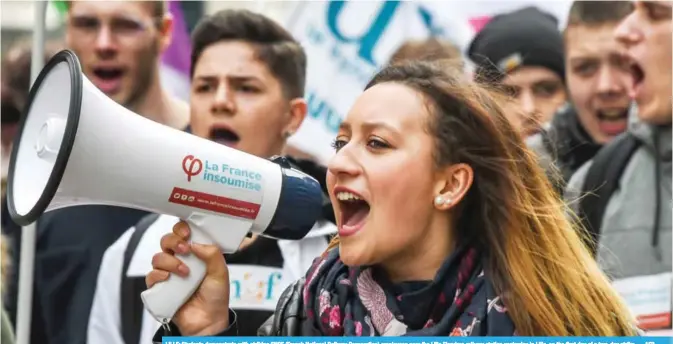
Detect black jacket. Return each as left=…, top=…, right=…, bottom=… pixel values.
left=152, top=278, right=307, bottom=342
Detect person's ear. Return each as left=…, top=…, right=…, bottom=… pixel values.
left=157, top=13, right=174, bottom=54
left=432, top=163, right=474, bottom=211
left=282, top=98, right=307, bottom=139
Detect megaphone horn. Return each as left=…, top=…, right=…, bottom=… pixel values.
left=7, top=49, right=324, bottom=324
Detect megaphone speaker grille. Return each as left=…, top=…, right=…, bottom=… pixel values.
left=6, top=49, right=83, bottom=226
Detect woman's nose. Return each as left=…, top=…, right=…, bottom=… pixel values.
left=327, top=144, right=360, bottom=177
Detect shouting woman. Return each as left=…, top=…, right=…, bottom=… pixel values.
left=147, top=61, right=638, bottom=338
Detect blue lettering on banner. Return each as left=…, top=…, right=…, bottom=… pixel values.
left=229, top=271, right=282, bottom=301
left=326, top=0, right=400, bottom=67
left=202, top=161, right=263, bottom=192
left=162, top=336, right=672, bottom=344
left=306, top=91, right=342, bottom=134
left=303, top=1, right=447, bottom=134
left=324, top=0, right=445, bottom=71
left=226, top=266, right=284, bottom=311
left=417, top=5, right=446, bottom=37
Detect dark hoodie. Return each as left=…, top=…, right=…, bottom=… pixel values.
left=526, top=102, right=603, bottom=192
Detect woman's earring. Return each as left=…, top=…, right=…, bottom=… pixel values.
left=284, top=131, right=294, bottom=138
left=434, top=196, right=452, bottom=208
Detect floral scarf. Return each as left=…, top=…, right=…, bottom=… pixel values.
left=301, top=245, right=516, bottom=336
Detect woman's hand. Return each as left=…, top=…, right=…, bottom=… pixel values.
left=146, top=221, right=231, bottom=336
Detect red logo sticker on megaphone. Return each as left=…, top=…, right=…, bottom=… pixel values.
left=182, top=155, right=203, bottom=182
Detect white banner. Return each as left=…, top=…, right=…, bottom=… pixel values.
left=286, top=0, right=572, bottom=164
left=228, top=264, right=287, bottom=311
left=612, top=272, right=672, bottom=331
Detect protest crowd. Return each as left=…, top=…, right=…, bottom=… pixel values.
left=0, top=0, right=670, bottom=343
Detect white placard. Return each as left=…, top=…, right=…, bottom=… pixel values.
left=286, top=0, right=572, bottom=164
left=613, top=272, right=672, bottom=331
left=228, top=264, right=287, bottom=311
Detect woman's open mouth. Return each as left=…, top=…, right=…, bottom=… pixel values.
left=335, top=190, right=370, bottom=237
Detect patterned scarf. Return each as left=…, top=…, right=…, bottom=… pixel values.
left=301, top=245, right=516, bottom=336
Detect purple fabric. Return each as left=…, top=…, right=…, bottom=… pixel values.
left=161, top=0, right=191, bottom=75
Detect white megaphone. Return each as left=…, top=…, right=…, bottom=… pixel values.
left=6, top=49, right=324, bottom=324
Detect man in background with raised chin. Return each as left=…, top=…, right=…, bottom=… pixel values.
left=527, top=1, right=634, bottom=192
left=4, top=2, right=189, bottom=344
left=565, top=0, right=671, bottom=335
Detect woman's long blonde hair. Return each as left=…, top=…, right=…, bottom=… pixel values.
left=325, top=61, right=635, bottom=336
left=1, top=234, right=9, bottom=298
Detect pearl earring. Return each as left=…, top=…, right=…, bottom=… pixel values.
left=434, top=196, right=445, bottom=206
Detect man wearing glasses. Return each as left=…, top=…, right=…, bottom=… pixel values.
left=4, top=2, right=188, bottom=344
left=65, top=1, right=188, bottom=126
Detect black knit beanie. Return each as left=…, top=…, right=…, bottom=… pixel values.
left=467, top=6, right=565, bottom=84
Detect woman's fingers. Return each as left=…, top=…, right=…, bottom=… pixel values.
left=173, top=221, right=191, bottom=240
left=160, top=232, right=190, bottom=255
left=148, top=222, right=193, bottom=289
left=160, top=221, right=191, bottom=254
left=145, top=269, right=169, bottom=288
left=151, top=252, right=190, bottom=277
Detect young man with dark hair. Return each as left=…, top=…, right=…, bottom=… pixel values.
left=527, top=0, right=634, bottom=189
left=88, top=9, right=335, bottom=344
left=185, top=8, right=306, bottom=158
left=3, top=2, right=189, bottom=344
left=565, top=0, right=671, bottom=334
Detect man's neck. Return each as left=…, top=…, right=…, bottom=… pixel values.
left=128, top=76, right=189, bottom=130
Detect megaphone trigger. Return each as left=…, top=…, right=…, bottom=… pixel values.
left=141, top=213, right=253, bottom=323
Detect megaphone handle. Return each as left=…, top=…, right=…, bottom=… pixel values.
left=140, top=225, right=213, bottom=324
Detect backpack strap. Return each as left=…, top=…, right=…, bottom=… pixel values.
left=579, top=133, right=641, bottom=256
left=121, top=213, right=160, bottom=344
